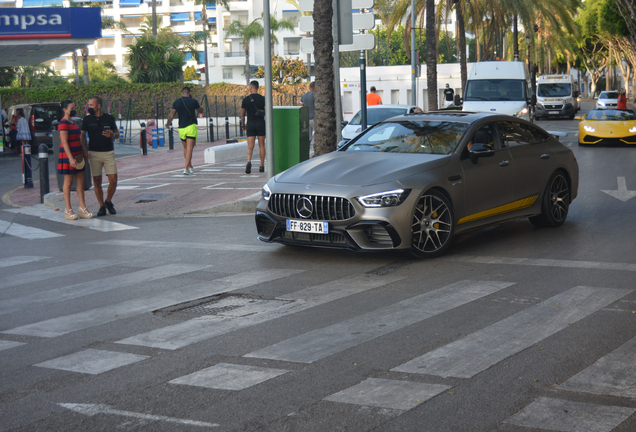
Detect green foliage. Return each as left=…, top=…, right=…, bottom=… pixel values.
left=184, top=65, right=199, bottom=81
left=73, top=60, right=125, bottom=85
left=126, top=32, right=185, bottom=83
left=0, top=67, right=16, bottom=87
left=254, top=56, right=308, bottom=85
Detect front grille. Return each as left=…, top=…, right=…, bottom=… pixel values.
left=256, top=216, right=276, bottom=237
left=269, top=194, right=356, bottom=221
left=543, top=104, right=563, bottom=110
left=363, top=225, right=394, bottom=246
left=281, top=230, right=348, bottom=245
left=583, top=135, right=636, bottom=145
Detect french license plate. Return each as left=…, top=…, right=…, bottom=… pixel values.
left=286, top=219, right=329, bottom=234
left=549, top=111, right=559, bottom=115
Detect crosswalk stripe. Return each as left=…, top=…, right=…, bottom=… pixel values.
left=324, top=378, right=450, bottom=411
left=170, top=363, right=290, bottom=391
left=452, top=255, right=636, bottom=272
left=117, top=273, right=405, bottom=350
left=504, top=397, right=635, bottom=432
left=35, top=349, right=149, bottom=375
left=4, top=205, right=138, bottom=232
left=0, top=219, right=64, bottom=240
left=0, top=256, right=49, bottom=268
left=558, top=335, right=636, bottom=398
left=244, top=280, right=514, bottom=364
left=3, top=269, right=303, bottom=338
left=95, top=239, right=275, bottom=252
left=392, top=286, right=634, bottom=378
left=0, top=259, right=116, bottom=290
left=0, top=340, right=25, bottom=351
left=0, top=264, right=210, bottom=317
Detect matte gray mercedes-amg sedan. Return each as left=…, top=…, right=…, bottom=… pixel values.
left=255, top=111, right=579, bottom=258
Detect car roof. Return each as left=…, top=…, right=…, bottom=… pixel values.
left=365, top=104, right=418, bottom=110
left=387, top=111, right=501, bottom=123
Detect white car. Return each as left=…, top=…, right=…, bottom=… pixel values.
left=339, top=105, right=420, bottom=148
left=596, top=91, right=619, bottom=109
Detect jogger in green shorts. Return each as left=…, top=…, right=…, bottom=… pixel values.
left=167, top=87, right=204, bottom=175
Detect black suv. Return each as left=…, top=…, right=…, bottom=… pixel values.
left=5, top=102, right=60, bottom=150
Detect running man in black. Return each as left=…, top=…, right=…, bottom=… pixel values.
left=240, top=80, right=266, bottom=174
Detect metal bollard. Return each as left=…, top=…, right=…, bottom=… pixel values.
left=119, top=125, right=124, bottom=144
left=38, top=144, right=49, bottom=203
left=225, top=117, right=230, bottom=140
left=239, top=119, right=244, bottom=137
left=158, top=127, right=164, bottom=147
left=151, top=128, right=158, bottom=149
left=140, top=123, right=147, bottom=155
left=168, top=125, right=174, bottom=150
left=209, top=118, right=214, bottom=142
left=23, top=144, right=33, bottom=188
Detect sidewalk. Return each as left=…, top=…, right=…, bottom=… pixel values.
left=6, top=139, right=265, bottom=218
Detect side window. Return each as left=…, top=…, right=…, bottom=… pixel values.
left=497, top=121, right=545, bottom=147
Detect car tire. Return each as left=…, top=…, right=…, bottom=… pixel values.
left=410, top=190, right=455, bottom=258
left=529, top=171, right=570, bottom=228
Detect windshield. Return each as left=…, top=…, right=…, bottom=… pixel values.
left=345, top=120, right=469, bottom=154
left=33, top=105, right=59, bottom=131
left=599, top=92, right=618, bottom=99
left=464, top=79, right=527, bottom=101
left=349, top=108, right=407, bottom=126
left=586, top=109, right=636, bottom=121
left=537, top=83, right=571, bottom=97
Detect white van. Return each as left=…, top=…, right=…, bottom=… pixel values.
left=462, top=61, right=535, bottom=122
left=535, top=74, right=579, bottom=120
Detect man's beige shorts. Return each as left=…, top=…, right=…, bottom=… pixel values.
left=89, top=151, right=117, bottom=176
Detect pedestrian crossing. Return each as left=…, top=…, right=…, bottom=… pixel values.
left=1, top=205, right=138, bottom=240
left=2, top=256, right=636, bottom=431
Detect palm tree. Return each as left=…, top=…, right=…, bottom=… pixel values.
left=127, top=30, right=185, bottom=83
left=426, top=0, right=437, bottom=110
left=81, top=47, right=89, bottom=85
left=225, top=19, right=264, bottom=85
left=72, top=51, right=79, bottom=85
left=267, top=15, right=295, bottom=55
left=313, top=0, right=336, bottom=155
left=454, top=0, right=468, bottom=92
left=195, top=0, right=230, bottom=85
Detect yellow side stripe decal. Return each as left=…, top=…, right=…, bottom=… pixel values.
left=457, top=195, right=539, bottom=225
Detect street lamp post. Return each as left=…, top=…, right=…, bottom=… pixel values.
left=526, top=34, right=534, bottom=93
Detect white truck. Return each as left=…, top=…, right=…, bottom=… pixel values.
left=462, top=61, right=535, bottom=122
left=535, top=74, right=579, bottom=120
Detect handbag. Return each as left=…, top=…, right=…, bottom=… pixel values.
left=74, top=154, right=85, bottom=170
left=251, top=98, right=265, bottom=118
left=181, top=97, right=198, bottom=125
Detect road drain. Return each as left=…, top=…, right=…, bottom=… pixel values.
left=135, top=193, right=170, bottom=204
left=154, top=293, right=294, bottom=318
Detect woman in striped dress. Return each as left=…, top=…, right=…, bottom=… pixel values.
left=57, top=100, right=93, bottom=220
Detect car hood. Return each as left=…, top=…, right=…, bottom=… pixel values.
left=275, top=152, right=449, bottom=187
left=582, top=120, right=636, bottom=136
left=342, top=124, right=364, bottom=140
left=462, top=100, right=526, bottom=116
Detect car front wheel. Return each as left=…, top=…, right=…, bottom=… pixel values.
left=410, top=191, right=454, bottom=258
left=529, top=171, right=570, bottom=227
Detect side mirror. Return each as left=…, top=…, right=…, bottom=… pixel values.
left=531, top=94, right=537, bottom=105
left=454, top=94, right=461, bottom=105
left=574, top=116, right=581, bottom=121
left=469, top=143, right=495, bottom=164
left=573, top=91, right=580, bottom=98
left=337, top=139, right=350, bottom=150
left=341, top=121, right=348, bottom=128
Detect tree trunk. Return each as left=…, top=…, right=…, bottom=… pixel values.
left=81, top=47, right=89, bottom=85
left=313, top=0, right=336, bottom=156
left=456, top=0, right=467, bottom=94
left=202, top=4, right=210, bottom=85
left=72, top=51, right=79, bottom=86
left=513, top=14, right=518, bottom=60
left=152, top=0, right=157, bottom=38
left=245, top=41, right=251, bottom=85
left=426, top=0, right=438, bottom=110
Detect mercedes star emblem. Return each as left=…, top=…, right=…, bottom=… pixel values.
left=296, top=197, right=314, bottom=219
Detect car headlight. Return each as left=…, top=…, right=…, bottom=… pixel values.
left=513, top=107, right=529, bottom=117
left=598, top=101, right=606, bottom=106
left=357, top=189, right=411, bottom=207
left=583, top=125, right=596, bottom=133
left=262, top=184, right=271, bottom=201
left=630, top=126, right=636, bottom=133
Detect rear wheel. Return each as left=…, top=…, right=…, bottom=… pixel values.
left=529, top=171, right=570, bottom=227
left=410, top=191, right=454, bottom=258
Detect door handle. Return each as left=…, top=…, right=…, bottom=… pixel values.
left=499, top=160, right=510, bottom=167
left=540, top=153, right=550, bottom=159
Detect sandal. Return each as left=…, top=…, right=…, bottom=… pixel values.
left=64, top=209, right=78, bottom=220
left=78, top=207, right=94, bottom=219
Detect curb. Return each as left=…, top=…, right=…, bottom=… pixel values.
left=203, top=140, right=261, bottom=164
left=184, top=192, right=261, bottom=215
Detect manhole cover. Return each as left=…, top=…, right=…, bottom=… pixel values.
left=155, top=293, right=294, bottom=318
left=135, top=193, right=169, bottom=203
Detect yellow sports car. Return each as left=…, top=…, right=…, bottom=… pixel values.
left=576, top=109, right=636, bottom=146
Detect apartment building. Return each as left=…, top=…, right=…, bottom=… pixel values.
left=14, top=0, right=307, bottom=84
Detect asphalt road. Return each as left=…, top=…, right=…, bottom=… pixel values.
left=1, top=100, right=636, bottom=432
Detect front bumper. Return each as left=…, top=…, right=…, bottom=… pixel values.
left=536, top=103, right=575, bottom=118
left=255, top=198, right=409, bottom=251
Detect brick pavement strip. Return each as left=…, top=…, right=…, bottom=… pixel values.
left=6, top=140, right=264, bottom=217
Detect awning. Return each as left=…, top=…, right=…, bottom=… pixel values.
left=170, top=12, right=189, bottom=22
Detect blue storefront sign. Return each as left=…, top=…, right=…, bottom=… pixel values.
left=0, top=7, right=101, bottom=39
